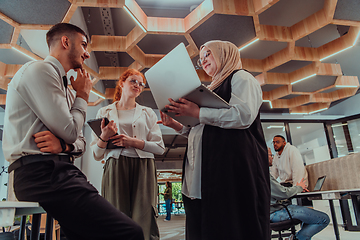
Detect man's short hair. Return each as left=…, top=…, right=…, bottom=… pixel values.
left=273, top=135, right=286, bottom=141
left=46, top=23, right=89, bottom=49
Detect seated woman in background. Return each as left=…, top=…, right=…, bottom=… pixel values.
left=159, top=40, right=270, bottom=240
left=91, top=69, right=165, bottom=240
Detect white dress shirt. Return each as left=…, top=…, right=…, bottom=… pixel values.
left=3, top=56, right=87, bottom=164
left=270, top=143, right=309, bottom=186
left=91, top=101, right=165, bottom=160
left=180, top=70, right=263, bottom=199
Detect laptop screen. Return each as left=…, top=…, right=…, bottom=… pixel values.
left=313, top=176, right=326, bottom=191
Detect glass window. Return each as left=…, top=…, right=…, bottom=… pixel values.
left=347, top=119, right=360, bottom=154
left=289, top=123, right=330, bottom=165
left=331, top=123, right=349, bottom=157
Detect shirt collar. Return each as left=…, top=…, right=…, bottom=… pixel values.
left=44, top=56, right=66, bottom=78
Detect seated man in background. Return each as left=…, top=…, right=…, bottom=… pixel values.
left=271, top=135, right=308, bottom=187
left=269, top=148, right=330, bottom=240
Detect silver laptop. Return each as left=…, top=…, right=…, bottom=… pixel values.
left=145, top=43, right=230, bottom=127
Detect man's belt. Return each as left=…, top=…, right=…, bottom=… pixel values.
left=8, top=154, right=74, bottom=172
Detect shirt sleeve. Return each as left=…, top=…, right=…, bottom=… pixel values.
left=71, top=130, right=86, bottom=157
left=90, top=107, right=107, bottom=161
left=17, top=62, right=87, bottom=144
left=142, top=109, right=165, bottom=155
left=270, top=164, right=279, bottom=179
left=270, top=175, right=303, bottom=201
left=199, top=70, right=262, bottom=129
left=289, top=147, right=308, bottom=186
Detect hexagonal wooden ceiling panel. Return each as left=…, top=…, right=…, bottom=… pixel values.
left=1, top=0, right=360, bottom=114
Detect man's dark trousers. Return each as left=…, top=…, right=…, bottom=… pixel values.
left=13, top=158, right=144, bottom=240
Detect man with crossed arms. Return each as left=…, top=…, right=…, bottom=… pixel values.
left=3, top=23, right=143, bottom=240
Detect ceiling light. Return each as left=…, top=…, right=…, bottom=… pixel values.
left=309, top=107, right=328, bottom=114
left=123, top=6, right=146, bottom=32
left=12, top=47, right=37, bottom=61
left=297, top=126, right=301, bottom=129
left=320, top=46, right=352, bottom=61
left=335, top=85, right=358, bottom=88
left=263, top=100, right=273, bottom=108
left=290, top=112, right=309, bottom=115
left=267, top=125, right=284, bottom=129
left=239, top=38, right=259, bottom=51
left=353, top=30, right=360, bottom=45
left=291, top=74, right=316, bottom=85
left=90, top=90, right=106, bottom=99
left=332, top=123, right=347, bottom=128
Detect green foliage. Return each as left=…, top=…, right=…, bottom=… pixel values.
left=158, top=182, right=182, bottom=202
left=172, top=182, right=182, bottom=202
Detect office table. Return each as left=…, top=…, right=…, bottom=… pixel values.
left=0, top=201, right=47, bottom=240
left=297, top=188, right=360, bottom=240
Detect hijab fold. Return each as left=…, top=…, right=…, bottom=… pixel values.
left=201, top=40, right=242, bottom=90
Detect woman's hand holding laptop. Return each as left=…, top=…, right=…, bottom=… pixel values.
left=165, top=97, right=200, bottom=118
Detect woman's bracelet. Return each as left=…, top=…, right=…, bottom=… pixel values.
left=99, top=136, right=109, bottom=142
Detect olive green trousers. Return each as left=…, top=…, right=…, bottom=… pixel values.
left=102, top=156, right=159, bottom=240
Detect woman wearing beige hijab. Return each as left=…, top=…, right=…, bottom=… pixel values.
left=160, top=40, right=270, bottom=239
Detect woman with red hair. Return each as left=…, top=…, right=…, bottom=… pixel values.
left=91, top=69, right=165, bottom=240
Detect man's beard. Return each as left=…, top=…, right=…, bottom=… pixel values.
left=275, top=145, right=284, bottom=152
left=69, top=46, right=82, bottom=70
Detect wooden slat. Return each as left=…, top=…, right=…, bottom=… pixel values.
left=99, top=67, right=128, bottom=80
left=127, top=45, right=146, bottom=66
left=88, top=97, right=105, bottom=106
left=144, top=54, right=163, bottom=68
left=128, top=61, right=143, bottom=71
left=196, top=69, right=212, bottom=82
left=318, top=26, right=360, bottom=60
left=313, top=88, right=358, bottom=102
left=125, top=25, right=146, bottom=50
left=256, top=72, right=290, bottom=86
left=4, top=64, right=22, bottom=77
left=289, top=62, right=317, bottom=84
left=83, top=64, right=100, bottom=79
left=74, top=0, right=125, bottom=7
left=91, top=88, right=105, bottom=98
left=62, top=3, right=78, bottom=23
left=0, top=12, right=20, bottom=27
left=147, top=17, right=185, bottom=34
left=293, top=47, right=319, bottom=61
left=184, top=34, right=198, bottom=58
left=252, top=0, right=280, bottom=14
left=241, top=58, right=263, bottom=72
left=334, top=76, right=359, bottom=87
left=90, top=35, right=127, bottom=52
left=184, top=0, right=214, bottom=33
left=323, top=0, right=338, bottom=22
left=259, top=25, right=292, bottom=42
left=125, top=0, right=147, bottom=30
left=105, top=88, right=115, bottom=99
left=291, top=9, right=329, bottom=41
left=19, top=24, right=53, bottom=30
left=316, top=63, right=342, bottom=76
left=11, top=45, right=42, bottom=61
left=0, top=94, right=6, bottom=105
left=0, top=76, right=11, bottom=90
left=212, top=0, right=252, bottom=15
left=290, top=102, right=330, bottom=114
left=267, top=85, right=291, bottom=100
left=263, top=45, right=292, bottom=71
left=0, top=44, right=12, bottom=49
left=10, top=27, right=21, bottom=46
left=331, top=19, right=360, bottom=27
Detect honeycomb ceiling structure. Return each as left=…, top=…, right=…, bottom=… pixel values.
left=1, top=0, right=360, bottom=115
